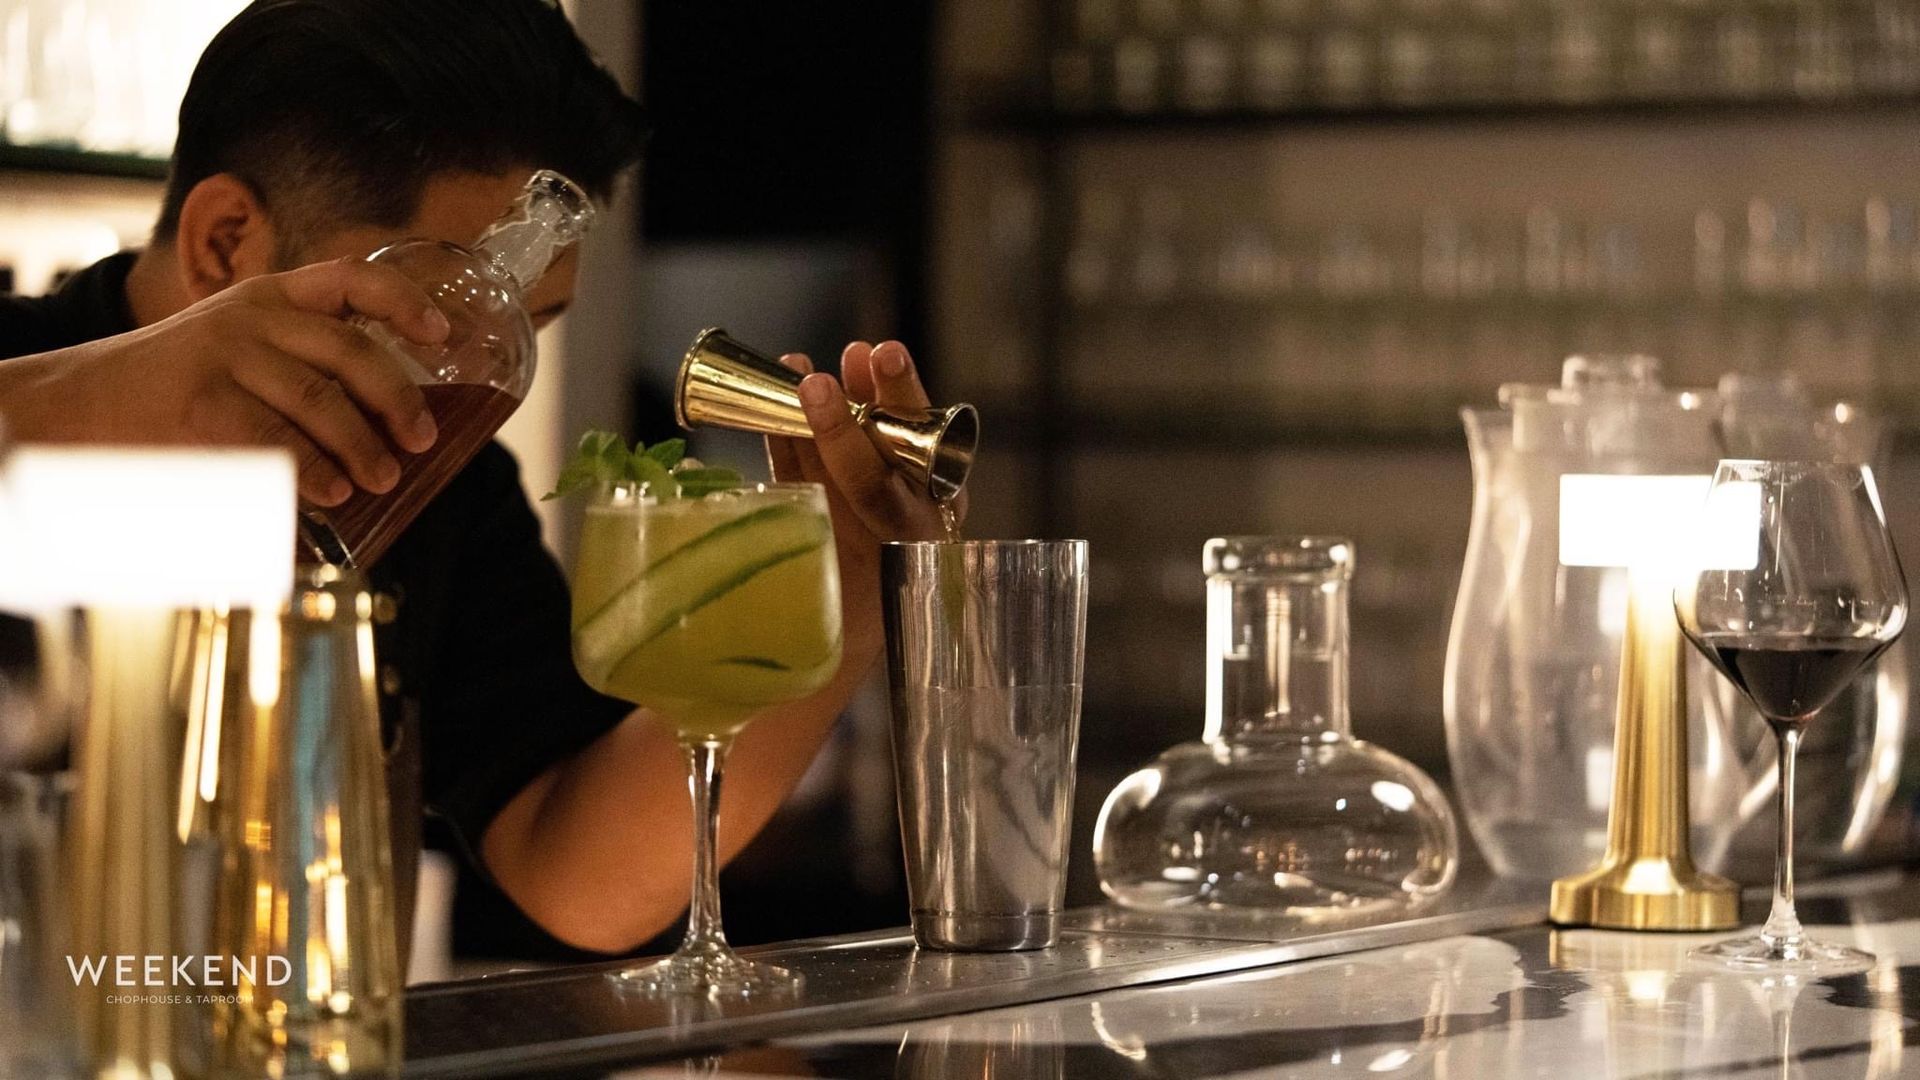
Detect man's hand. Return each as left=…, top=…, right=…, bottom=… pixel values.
left=767, top=340, right=965, bottom=656
left=768, top=340, right=963, bottom=544
left=0, top=258, right=447, bottom=507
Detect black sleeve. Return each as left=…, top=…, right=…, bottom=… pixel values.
left=413, top=442, right=632, bottom=861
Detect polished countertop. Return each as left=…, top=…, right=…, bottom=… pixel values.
left=407, top=869, right=1920, bottom=1079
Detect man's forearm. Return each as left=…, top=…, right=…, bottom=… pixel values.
left=0, top=341, right=123, bottom=444
left=480, top=633, right=885, bottom=954
left=0, top=350, right=73, bottom=441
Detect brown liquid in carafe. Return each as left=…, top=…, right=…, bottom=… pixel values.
left=302, top=382, right=520, bottom=568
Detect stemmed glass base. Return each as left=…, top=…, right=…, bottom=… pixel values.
left=604, top=734, right=805, bottom=998
left=1686, top=720, right=1877, bottom=979
left=1691, top=930, right=1874, bottom=977
left=612, top=940, right=799, bottom=997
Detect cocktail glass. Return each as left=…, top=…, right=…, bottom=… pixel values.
left=570, top=481, right=842, bottom=994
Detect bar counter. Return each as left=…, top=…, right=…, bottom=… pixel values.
left=402, top=866, right=1920, bottom=1078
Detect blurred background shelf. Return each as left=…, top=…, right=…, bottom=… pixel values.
left=988, top=400, right=1920, bottom=451
left=964, top=92, right=1920, bottom=134
left=985, top=401, right=1468, bottom=449
left=933, top=0, right=1920, bottom=909
left=0, top=143, right=168, bottom=181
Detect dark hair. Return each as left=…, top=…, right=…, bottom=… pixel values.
left=155, top=0, right=645, bottom=247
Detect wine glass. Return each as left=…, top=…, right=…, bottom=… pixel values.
left=570, top=481, right=842, bottom=994
left=1676, top=460, right=1907, bottom=974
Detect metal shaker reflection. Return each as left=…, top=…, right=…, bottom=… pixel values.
left=881, top=540, right=1089, bottom=951
left=178, top=567, right=402, bottom=1078
left=894, top=1012, right=1065, bottom=1079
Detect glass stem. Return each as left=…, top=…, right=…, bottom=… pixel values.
left=1760, top=722, right=1806, bottom=953
left=679, top=735, right=734, bottom=955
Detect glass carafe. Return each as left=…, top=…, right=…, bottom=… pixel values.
left=1094, top=536, right=1457, bottom=915
left=299, top=169, right=595, bottom=569
left=1444, top=355, right=1772, bottom=880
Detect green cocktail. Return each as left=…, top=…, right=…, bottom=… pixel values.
left=573, top=485, right=842, bottom=740
left=560, top=453, right=841, bottom=995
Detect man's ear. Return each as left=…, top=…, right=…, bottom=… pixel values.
left=172, top=174, right=283, bottom=301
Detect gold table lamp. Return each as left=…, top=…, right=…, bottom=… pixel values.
left=1549, top=474, right=1740, bottom=932
left=0, top=446, right=297, bottom=1080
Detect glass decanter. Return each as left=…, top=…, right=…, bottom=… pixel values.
left=1094, top=536, right=1459, bottom=914
left=299, top=169, right=596, bottom=569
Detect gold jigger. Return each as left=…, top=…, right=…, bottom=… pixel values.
left=674, top=327, right=979, bottom=502
left=1549, top=577, right=1741, bottom=931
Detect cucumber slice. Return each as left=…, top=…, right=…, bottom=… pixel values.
left=716, top=656, right=793, bottom=671
left=699, top=649, right=841, bottom=704
left=574, top=504, right=829, bottom=685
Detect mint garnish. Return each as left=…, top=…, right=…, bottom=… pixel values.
left=673, top=468, right=746, bottom=497
left=642, top=439, right=687, bottom=469
left=543, top=430, right=743, bottom=501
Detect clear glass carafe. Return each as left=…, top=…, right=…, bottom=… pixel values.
left=1094, top=536, right=1458, bottom=915
left=299, top=170, right=595, bottom=569
left=1444, top=355, right=1773, bottom=880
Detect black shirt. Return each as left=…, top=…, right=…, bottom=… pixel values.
left=0, top=254, right=632, bottom=904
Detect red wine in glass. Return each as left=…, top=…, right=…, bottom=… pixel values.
left=1690, top=633, right=1889, bottom=724
left=1676, top=459, right=1907, bottom=976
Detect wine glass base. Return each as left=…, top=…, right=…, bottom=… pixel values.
left=1689, top=933, right=1874, bottom=976
left=609, top=951, right=801, bottom=997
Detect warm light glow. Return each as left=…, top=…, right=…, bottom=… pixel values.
left=1369, top=1049, right=1416, bottom=1072
left=308, top=936, right=332, bottom=1007
left=1090, top=1003, right=1150, bottom=1063
left=1370, top=780, right=1415, bottom=812
left=1559, top=474, right=1712, bottom=571
left=198, top=613, right=230, bottom=803
left=1624, top=968, right=1673, bottom=1004
left=325, top=871, right=352, bottom=1002
left=1560, top=473, right=1762, bottom=578
left=256, top=882, right=276, bottom=946
left=1695, top=479, right=1764, bottom=573
left=178, top=615, right=213, bottom=843
left=0, top=447, right=296, bottom=610
left=250, top=612, right=283, bottom=708
left=175, top=610, right=233, bottom=844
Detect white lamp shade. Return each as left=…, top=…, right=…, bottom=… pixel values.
left=1559, top=473, right=1761, bottom=574
left=0, top=447, right=296, bottom=610
left=1560, top=474, right=1712, bottom=569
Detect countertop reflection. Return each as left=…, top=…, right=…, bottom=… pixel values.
left=404, top=869, right=1541, bottom=1076
left=628, top=873, right=1920, bottom=1079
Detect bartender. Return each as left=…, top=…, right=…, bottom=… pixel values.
left=0, top=0, right=945, bottom=954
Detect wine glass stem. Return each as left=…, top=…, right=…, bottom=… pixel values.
left=681, top=735, right=733, bottom=954
left=1761, top=722, right=1806, bottom=950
